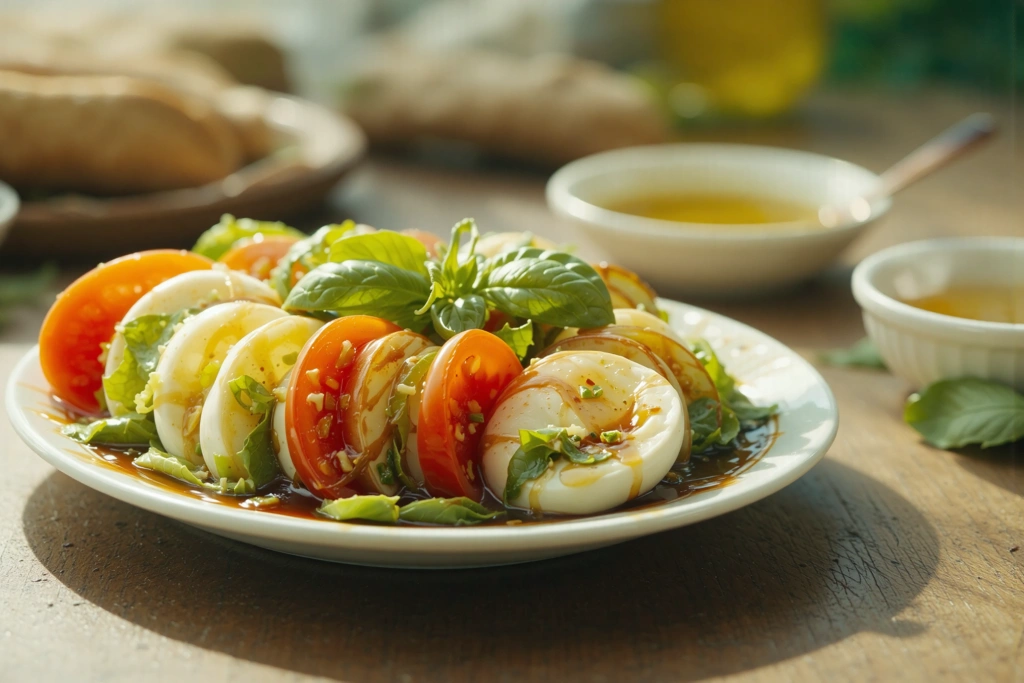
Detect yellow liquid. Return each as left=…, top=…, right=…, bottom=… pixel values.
left=657, top=0, right=826, bottom=117
left=602, top=193, right=817, bottom=226
left=903, top=286, right=1024, bottom=324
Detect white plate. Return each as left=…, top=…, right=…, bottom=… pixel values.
left=7, top=299, right=838, bottom=568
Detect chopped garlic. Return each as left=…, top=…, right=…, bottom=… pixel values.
left=272, top=386, right=288, bottom=402
left=305, top=368, right=321, bottom=389
left=324, top=377, right=340, bottom=390
left=307, top=392, right=325, bottom=411
left=395, top=383, right=415, bottom=396
left=336, top=340, right=354, bottom=368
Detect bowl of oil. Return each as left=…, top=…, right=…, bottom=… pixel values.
left=546, top=143, right=889, bottom=297
left=852, top=237, right=1024, bottom=391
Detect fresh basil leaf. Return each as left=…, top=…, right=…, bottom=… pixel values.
left=492, top=320, right=533, bottom=360
left=904, top=378, right=1024, bottom=449
left=719, top=405, right=741, bottom=445
left=559, top=433, right=612, bottom=465
left=688, top=398, right=722, bottom=453
left=387, top=351, right=438, bottom=489
left=193, top=214, right=305, bottom=260
left=318, top=495, right=400, bottom=523
left=134, top=447, right=208, bottom=486
left=441, top=219, right=480, bottom=291
left=283, top=260, right=431, bottom=329
left=503, top=445, right=554, bottom=505
left=430, top=295, right=487, bottom=339
left=103, top=311, right=190, bottom=410
left=399, top=497, right=503, bottom=526
left=62, top=413, right=160, bottom=447
left=819, top=338, right=887, bottom=370
left=228, top=375, right=276, bottom=415
left=270, top=222, right=358, bottom=297
left=690, top=338, right=776, bottom=422
left=329, top=231, right=430, bottom=276
left=478, top=249, right=613, bottom=328
left=203, top=476, right=256, bottom=495
left=518, top=427, right=563, bottom=452
left=237, top=410, right=281, bottom=487
left=102, top=350, right=149, bottom=410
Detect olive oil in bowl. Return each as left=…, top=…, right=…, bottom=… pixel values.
left=903, top=285, right=1024, bottom=324
left=600, top=192, right=818, bottom=227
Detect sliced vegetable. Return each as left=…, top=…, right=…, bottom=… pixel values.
left=593, top=262, right=662, bottom=317
left=134, top=447, right=209, bottom=486
left=39, top=250, right=212, bottom=413
left=220, top=236, right=301, bottom=280
left=418, top=329, right=522, bottom=500
left=192, top=214, right=305, bottom=261
left=285, top=315, right=401, bottom=499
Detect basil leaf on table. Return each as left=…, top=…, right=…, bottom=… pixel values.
left=904, top=378, right=1024, bottom=449
left=283, top=260, right=431, bottom=330
left=430, top=295, right=487, bottom=339
left=819, top=338, right=887, bottom=370
left=192, top=214, right=304, bottom=260
left=399, top=497, right=503, bottom=526
left=492, top=320, right=534, bottom=360
left=318, top=495, right=401, bottom=523
left=478, top=250, right=614, bottom=328
left=329, top=231, right=430, bottom=276
left=63, top=413, right=160, bottom=447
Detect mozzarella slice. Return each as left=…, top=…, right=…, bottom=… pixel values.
left=611, top=308, right=685, bottom=345
left=152, top=301, right=286, bottom=463
left=103, top=269, right=280, bottom=414
left=481, top=351, right=686, bottom=515
left=342, top=330, right=433, bottom=494
left=201, top=316, right=324, bottom=480
left=271, top=373, right=296, bottom=481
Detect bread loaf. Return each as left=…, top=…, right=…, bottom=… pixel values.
left=0, top=70, right=245, bottom=194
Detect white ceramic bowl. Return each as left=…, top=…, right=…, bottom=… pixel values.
left=547, top=143, right=890, bottom=297
left=852, top=237, right=1024, bottom=391
left=0, top=180, right=19, bottom=247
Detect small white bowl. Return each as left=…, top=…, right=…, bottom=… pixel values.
left=546, top=143, right=889, bottom=297
left=0, top=180, right=19, bottom=247
left=852, top=237, right=1024, bottom=391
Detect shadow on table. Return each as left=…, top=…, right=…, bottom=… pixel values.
left=24, top=459, right=937, bottom=682
left=953, top=441, right=1023, bottom=498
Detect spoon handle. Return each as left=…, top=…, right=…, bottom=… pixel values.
left=877, top=112, right=996, bottom=197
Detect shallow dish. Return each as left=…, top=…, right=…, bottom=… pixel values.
left=852, top=237, right=1024, bottom=391
left=547, top=143, right=890, bottom=297
left=8, top=298, right=837, bottom=568
left=2, top=93, right=366, bottom=260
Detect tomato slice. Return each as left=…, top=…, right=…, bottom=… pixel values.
left=285, top=315, right=401, bottom=499
left=220, top=235, right=300, bottom=280
left=417, top=329, right=522, bottom=500
left=39, top=250, right=213, bottom=414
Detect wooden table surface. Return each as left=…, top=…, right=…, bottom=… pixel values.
left=0, top=88, right=1021, bottom=683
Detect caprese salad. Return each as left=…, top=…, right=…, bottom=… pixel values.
left=42, top=215, right=775, bottom=525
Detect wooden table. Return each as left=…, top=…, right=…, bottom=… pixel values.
left=1, top=89, right=1021, bottom=682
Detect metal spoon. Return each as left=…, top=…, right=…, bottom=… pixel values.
left=818, top=112, right=996, bottom=228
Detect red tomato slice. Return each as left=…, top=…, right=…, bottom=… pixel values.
left=39, top=250, right=213, bottom=414
left=220, top=235, right=300, bottom=280
left=285, top=315, right=401, bottom=499
left=417, top=329, right=522, bottom=500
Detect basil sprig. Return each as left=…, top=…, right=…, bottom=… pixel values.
left=317, top=495, right=502, bottom=526
left=905, top=378, right=1024, bottom=449
left=63, top=412, right=160, bottom=447
left=503, top=428, right=613, bottom=505
left=103, top=310, right=191, bottom=411
left=282, top=219, right=613, bottom=360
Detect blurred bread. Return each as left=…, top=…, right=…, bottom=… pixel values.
left=343, top=49, right=672, bottom=164
left=0, top=70, right=244, bottom=194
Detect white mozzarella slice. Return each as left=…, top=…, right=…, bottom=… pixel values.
left=152, top=302, right=286, bottom=462
left=201, top=316, right=324, bottom=480
left=103, top=269, right=280, bottom=414
left=481, top=351, right=686, bottom=516
left=271, top=371, right=297, bottom=481
left=342, top=330, right=433, bottom=494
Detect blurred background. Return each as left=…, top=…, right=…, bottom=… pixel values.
left=0, top=0, right=1019, bottom=337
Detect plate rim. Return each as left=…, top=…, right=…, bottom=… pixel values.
left=7, top=300, right=838, bottom=556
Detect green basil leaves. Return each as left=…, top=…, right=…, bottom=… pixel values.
left=905, top=378, right=1024, bottom=449
left=504, top=428, right=612, bottom=505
